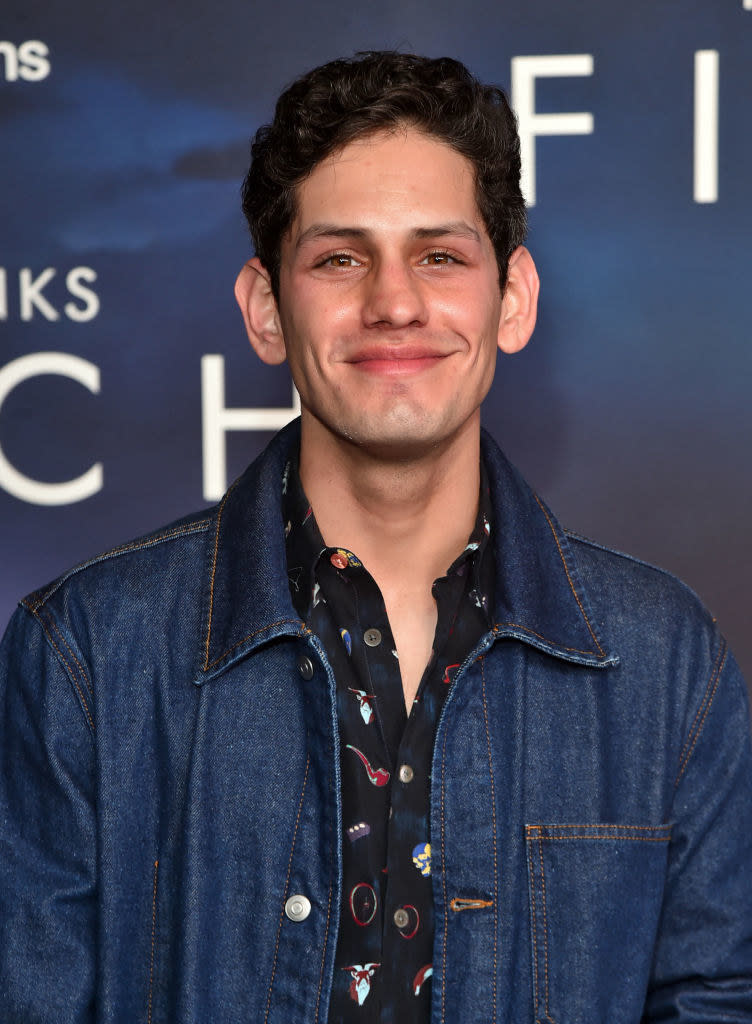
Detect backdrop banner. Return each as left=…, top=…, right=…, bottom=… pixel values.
left=1, top=1, right=750, bottom=688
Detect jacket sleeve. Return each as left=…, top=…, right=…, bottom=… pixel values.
left=644, top=639, right=752, bottom=1020
left=0, top=603, right=97, bottom=1023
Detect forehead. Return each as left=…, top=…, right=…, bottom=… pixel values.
left=289, top=127, right=483, bottom=239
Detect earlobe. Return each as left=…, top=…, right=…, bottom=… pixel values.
left=497, top=246, right=539, bottom=355
left=234, top=258, right=287, bottom=366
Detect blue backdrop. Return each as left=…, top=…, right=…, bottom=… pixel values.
left=2, top=1, right=750, bottom=688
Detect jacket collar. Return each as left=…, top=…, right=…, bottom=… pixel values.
left=195, top=421, right=617, bottom=684
left=480, top=431, right=617, bottom=668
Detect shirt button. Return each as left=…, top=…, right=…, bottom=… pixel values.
left=364, top=628, right=382, bottom=647
left=393, top=907, right=410, bottom=929
left=297, top=655, right=314, bottom=680
left=285, top=894, right=311, bottom=922
left=399, top=764, right=414, bottom=784
left=330, top=550, right=349, bottom=569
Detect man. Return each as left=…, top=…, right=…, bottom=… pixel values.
left=1, top=51, right=750, bottom=1024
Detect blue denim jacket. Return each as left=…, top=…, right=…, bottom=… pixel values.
left=2, top=422, right=751, bottom=1023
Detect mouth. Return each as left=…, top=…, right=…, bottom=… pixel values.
left=346, top=345, right=448, bottom=376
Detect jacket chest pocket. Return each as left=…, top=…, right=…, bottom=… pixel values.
left=525, top=823, right=671, bottom=1024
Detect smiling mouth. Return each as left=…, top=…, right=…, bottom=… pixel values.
left=346, top=346, right=448, bottom=375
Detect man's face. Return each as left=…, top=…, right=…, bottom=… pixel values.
left=275, top=127, right=510, bottom=458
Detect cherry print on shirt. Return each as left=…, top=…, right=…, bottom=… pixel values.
left=346, top=745, right=390, bottom=786
left=343, top=964, right=380, bottom=1005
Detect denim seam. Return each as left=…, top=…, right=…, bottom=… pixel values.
left=146, top=859, right=159, bottom=1024
left=23, top=520, right=212, bottom=611
left=535, top=835, right=670, bottom=843
left=682, top=641, right=726, bottom=754
left=204, top=481, right=239, bottom=669
left=492, top=621, right=600, bottom=658
left=527, top=823, right=668, bottom=831
left=30, top=607, right=95, bottom=736
left=37, top=605, right=94, bottom=702
left=526, top=824, right=671, bottom=840
left=264, top=755, right=310, bottom=1023
left=526, top=837, right=543, bottom=1024
left=537, top=838, right=556, bottom=1023
left=533, top=495, right=605, bottom=658
left=480, top=658, right=498, bottom=1024
left=675, top=640, right=728, bottom=787
left=439, top=710, right=450, bottom=1024
left=204, top=619, right=303, bottom=672
left=313, top=873, right=333, bottom=1023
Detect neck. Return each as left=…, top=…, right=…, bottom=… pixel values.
left=298, top=413, right=481, bottom=589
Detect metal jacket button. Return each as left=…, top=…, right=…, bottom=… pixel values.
left=364, top=628, right=382, bottom=647
left=297, top=655, right=314, bottom=680
left=285, top=894, right=311, bottom=922
left=398, top=764, right=414, bottom=784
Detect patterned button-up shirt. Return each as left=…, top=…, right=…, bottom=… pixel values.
left=283, top=457, right=494, bottom=1024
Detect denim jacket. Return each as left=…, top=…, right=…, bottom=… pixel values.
left=2, top=422, right=751, bottom=1023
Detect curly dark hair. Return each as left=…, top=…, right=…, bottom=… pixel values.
left=241, top=51, right=526, bottom=301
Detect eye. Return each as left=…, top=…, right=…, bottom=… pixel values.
left=419, top=250, right=461, bottom=266
left=317, top=252, right=362, bottom=269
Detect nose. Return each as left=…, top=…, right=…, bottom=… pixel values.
left=362, top=259, right=427, bottom=329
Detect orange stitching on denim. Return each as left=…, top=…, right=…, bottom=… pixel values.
left=675, top=643, right=728, bottom=787
left=533, top=495, right=604, bottom=658
left=204, top=619, right=303, bottom=671
left=440, top=714, right=450, bottom=1024
left=537, top=838, right=556, bottom=1023
left=449, top=897, right=494, bottom=912
left=681, top=641, right=726, bottom=760
left=34, top=611, right=95, bottom=733
left=480, top=658, right=498, bottom=1023
left=493, top=622, right=600, bottom=658
left=39, top=608, right=94, bottom=701
left=147, top=859, right=159, bottom=1024
left=526, top=837, right=541, bottom=1021
left=203, top=483, right=238, bottom=670
left=24, top=520, right=212, bottom=612
left=313, top=875, right=333, bottom=1023
left=526, top=823, right=669, bottom=833
left=264, top=756, right=310, bottom=1023
left=536, top=835, right=670, bottom=842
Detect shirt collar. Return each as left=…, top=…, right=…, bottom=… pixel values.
left=281, top=452, right=494, bottom=624
left=194, top=420, right=617, bottom=684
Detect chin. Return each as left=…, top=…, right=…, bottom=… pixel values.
left=334, top=409, right=464, bottom=461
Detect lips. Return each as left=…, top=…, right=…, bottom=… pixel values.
left=345, top=345, right=449, bottom=374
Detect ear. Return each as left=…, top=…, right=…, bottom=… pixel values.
left=497, top=246, right=539, bottom=355
left=234, top=258, right=286, bottom=365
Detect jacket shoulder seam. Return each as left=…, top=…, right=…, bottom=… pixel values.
left=20, top=604, right=96, bottom=740
left=24, top=517, right=213, bottom=612
left=674, top=638, right=729, bottom=788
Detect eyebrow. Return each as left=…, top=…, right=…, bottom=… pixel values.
left=294, top=221, right=481, bottom=248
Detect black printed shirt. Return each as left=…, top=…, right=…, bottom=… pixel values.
left=283, top=457, right=494, bottom=1024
